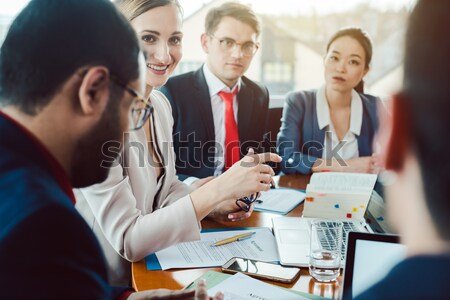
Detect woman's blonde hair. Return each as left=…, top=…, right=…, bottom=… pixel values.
left=114, top=0, right=182, bottom=22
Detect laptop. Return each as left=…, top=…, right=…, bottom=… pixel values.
left=342, top=232, right=406, bottom=299
left=273, top=190, right=388, bottom=267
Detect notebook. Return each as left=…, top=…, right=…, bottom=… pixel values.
left=341, top=232, right=406, bottom=299
left=272, top=190, right=386, bottom=267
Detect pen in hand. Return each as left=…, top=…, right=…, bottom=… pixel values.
left=213, top=232, right=256, bottom=247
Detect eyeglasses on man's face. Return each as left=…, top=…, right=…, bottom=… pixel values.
left=110, top=75, right=153, bottom=131
left=209, top=34, right=259, bottom=57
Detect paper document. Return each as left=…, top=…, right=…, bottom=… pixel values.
left=155, top=228, right=279, bottom=270
left=255, top=188, right=305, bottom=214
left=308, top=172, right=377, bottom=194
left=208, top=273, right=310, bottom=300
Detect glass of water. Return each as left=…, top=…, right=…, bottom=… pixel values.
left=309, top=219, right=343, bottom=282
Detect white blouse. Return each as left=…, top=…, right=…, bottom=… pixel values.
left=74, top=90, right=201, bottom=286
left=316, top=85, right=363, bottom=160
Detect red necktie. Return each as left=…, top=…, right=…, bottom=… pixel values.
left=218, top=88, right=240, bottom=171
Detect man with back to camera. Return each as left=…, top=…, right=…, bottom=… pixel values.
left=160, top=2, right=270, bottom=183
left=0, top=0, right=222, bottom=299
left=351, top=0, right=450, bottom=298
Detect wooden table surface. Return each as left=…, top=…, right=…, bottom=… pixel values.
left=132, top=174, right=341, bottom=299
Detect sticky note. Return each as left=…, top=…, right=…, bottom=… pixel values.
left=334, top=204, right=340, bottom=209
left=352, top=207, right=358, bottom=212
left=346, top=213, right=352, bottom=218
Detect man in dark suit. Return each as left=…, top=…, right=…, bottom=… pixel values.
left=350, top=0, right=450, bottom=299
left=161, top=2, right=269, bottom=181
left=0, top=1, right=219, bottom=299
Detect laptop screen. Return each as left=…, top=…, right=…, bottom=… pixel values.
left=364, top=189, right=392, bottom=233
left=342, top=232, right=406, bottom=299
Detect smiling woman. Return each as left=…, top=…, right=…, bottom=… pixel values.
left=73, top=0, right=280, bottom=288
left=130, top=3, right=183, bottom=92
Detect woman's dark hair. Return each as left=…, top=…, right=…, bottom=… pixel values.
left=114, top=0, right=183, bottom=22
left=326, top=27, right=373, bottom=93
left=0, top=0, right=140, bottom=115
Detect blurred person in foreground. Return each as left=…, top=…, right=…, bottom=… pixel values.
left=350, top=0, right=450, bottom=299
left=0, top=0, right=222, bottom=299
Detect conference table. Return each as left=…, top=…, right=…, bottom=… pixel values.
left=132, top=174, right=340, bottom=300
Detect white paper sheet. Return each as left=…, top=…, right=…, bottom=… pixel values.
left=208, top=273, right=309, bottom=300
left=255, top=188, right=305, bottom=214
left=155, top=228, right=279, bottom=270
left=308, top=172, right=377, bottom=194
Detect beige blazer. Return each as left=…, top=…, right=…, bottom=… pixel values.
left=75, top=90, right=200, bottom=286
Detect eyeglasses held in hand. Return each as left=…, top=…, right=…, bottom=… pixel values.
left=236, top=193, right=259, bottom=212
left=209, top=34, right=259, bottom=57
left=110, top=75, right=153, bottom=131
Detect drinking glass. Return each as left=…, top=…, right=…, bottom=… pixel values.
left=309, top=219, right=343, bottom=282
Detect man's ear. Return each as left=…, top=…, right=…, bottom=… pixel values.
left=78, top=66, right=110, bottom=115
left=384, top=93, right=411, bottom=172
left=200, top=33, right=209, bottom=53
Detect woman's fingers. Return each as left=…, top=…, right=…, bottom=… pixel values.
left=258, top=173, right=272, bottom=184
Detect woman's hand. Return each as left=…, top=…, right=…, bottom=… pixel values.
left=189, top=149, right=281, bottom=221
left=342, top=156, right=373, bottom=173
left=312, top=156, right=376, bottom=174
left=215, top=149, right=281, bottom=200
left=207, top=198, right=254, bottom=222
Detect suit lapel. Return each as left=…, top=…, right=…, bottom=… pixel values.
left=193, top=68, right=215, bottom=141
left=237, top=79, right=254, bottom=146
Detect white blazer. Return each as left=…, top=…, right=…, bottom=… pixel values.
left=75, top=90, right=201, bottom=286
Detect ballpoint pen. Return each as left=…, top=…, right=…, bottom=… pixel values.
left=213, top=232, right=256, bottom=247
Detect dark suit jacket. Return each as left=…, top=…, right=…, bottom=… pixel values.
left=160, top=67, right=269, bottom=179
left=0, top=115, right=124, bottom=299
left=353, top=255, right=450, bottom=300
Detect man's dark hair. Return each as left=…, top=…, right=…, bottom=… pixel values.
left=0, top=0, right=141, bottom=115
left=403, top=0, right=450, bottom=240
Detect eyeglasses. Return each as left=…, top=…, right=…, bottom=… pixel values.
left=236, top=193, right=259, bottom=212
left=110, top=75, right=153, bottom=131
left=209, top=35, right=259, bottom=57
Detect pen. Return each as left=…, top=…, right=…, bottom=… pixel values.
left=213, top=231, right=256, bottom=246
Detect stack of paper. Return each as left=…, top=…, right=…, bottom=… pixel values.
left=303, top=172, right=377, bottom=220
left=254, top=188, right=306, bottom=214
